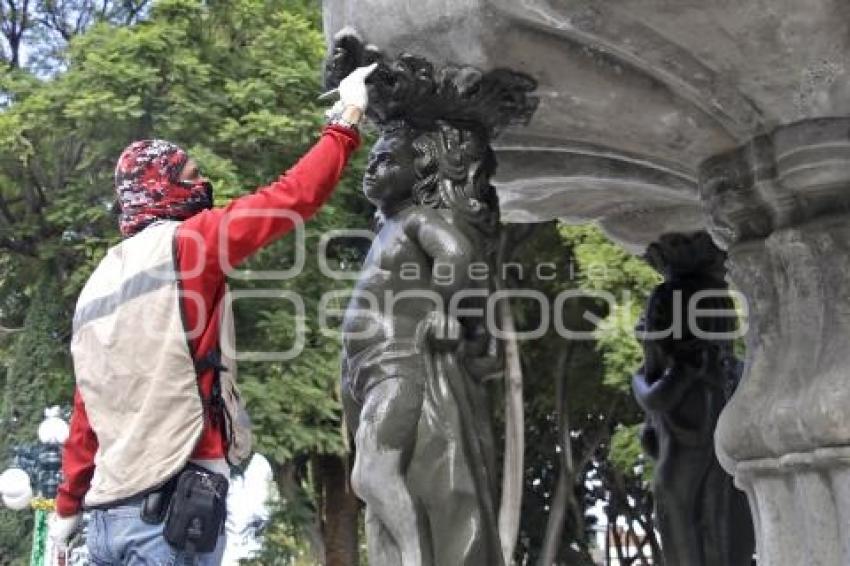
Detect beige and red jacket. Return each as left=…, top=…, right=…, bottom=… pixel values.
left=56, top=125, right=360, bottom=515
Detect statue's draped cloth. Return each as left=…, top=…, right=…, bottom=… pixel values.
left=343, top=332, right=503, bottom=565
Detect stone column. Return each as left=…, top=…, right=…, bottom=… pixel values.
left=701, top=117, right=850, bottom=566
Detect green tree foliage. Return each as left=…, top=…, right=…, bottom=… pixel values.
left=0, top=276, right=72, bottom=562
left=503, top=223, right=611, bottom=565
left=558, top=224, right=660, bottom=474
left=559, top=224, right=660, bottom=393
left=509, top=223, right=663, bottom=564
left=0, top=0, right=370, bottom=561
left=557, top=224, right=662, bottom=561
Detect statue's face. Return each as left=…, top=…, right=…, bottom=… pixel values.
left=363, top=133, right=416, bottom=209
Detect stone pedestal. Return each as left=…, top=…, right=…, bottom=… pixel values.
left=701, top=117, right=850, bottom=566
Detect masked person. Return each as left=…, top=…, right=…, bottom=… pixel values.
left=47, top=63, right=377, bottom=565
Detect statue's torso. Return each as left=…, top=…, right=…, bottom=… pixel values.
left=342, top=208, right=440, bottom=349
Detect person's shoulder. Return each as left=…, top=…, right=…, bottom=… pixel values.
left=174, top=211, right=223, bottom=270
left=176, top=209, right=224, bottom=244
left=178, top=209, right=218, bottom=229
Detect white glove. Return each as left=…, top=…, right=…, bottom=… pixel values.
left=324, top=99, right=347, bottom=121
left=337, top=63, right=378, bottom=112
left=48, top=513, right=81, bottom=550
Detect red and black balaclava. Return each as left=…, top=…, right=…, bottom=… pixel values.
left=114, top=139, right=213, bottom=237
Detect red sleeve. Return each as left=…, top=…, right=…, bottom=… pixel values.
left=178, top=125, right=360, bottom=275
left=56, top=389, right=99, bottom=517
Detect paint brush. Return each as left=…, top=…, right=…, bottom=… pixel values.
left=317, top=88, right=339, bottom=101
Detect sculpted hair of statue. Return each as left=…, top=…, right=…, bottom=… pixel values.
left=410, top=121, right=500, bottom=237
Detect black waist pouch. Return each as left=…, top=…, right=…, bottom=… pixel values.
left=163, top=464, right=229, bottom=553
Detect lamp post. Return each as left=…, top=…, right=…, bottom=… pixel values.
left=0, top=406, right=69, bottom=566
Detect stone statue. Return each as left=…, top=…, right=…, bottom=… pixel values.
left=632, top=232, right=754, bottom=566
left=325, top=30, right=537, bottom=566
left=340, top=120, right=500, bottom=566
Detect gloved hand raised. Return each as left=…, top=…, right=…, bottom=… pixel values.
left=337, top=63, right=378, bottom=112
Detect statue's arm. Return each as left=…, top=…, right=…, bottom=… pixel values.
left=463, top=322, right=504, bottom=382
left=403, top=208, right=473, bottom=297
left=640, top=417, right=660, bottom=459
left=632, top=365, right=692, bottom=411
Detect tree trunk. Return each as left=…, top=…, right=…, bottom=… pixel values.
left=539, top=463, right=570, bottom=566
left=275, top=460, right=326, bottom=564
left=318, top=453, right=360, bottom=566
left=538, top=345, right=576, bottom=566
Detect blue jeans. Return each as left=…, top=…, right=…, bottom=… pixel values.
left=87, top=501, right=226, bottom=565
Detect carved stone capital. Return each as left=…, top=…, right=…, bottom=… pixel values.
left=699, top=117, right=850, bottom=249
left=703, top=119, right=850, bottom=467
